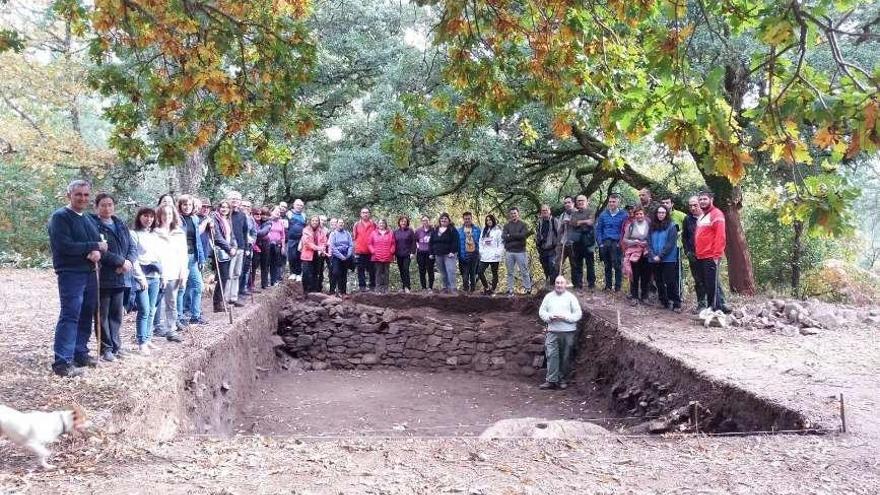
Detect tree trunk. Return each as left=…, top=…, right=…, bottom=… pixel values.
left=791, top=220, right=804, bottom=296
left=176, top=148, right=206, bottom=194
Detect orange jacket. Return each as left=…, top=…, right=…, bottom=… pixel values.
left=695, top=207, right=726, bottom=260
left=300, top=225, right=327, bottom=262
left=353, top=219, right=376, bottom=255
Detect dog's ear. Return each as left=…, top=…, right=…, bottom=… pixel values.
left=71, top=404, right=87, bottom=430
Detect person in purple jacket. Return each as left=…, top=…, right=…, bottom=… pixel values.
left=414, top=215, right=435, bottom=292
left=393, top=216, right=417, bottom=293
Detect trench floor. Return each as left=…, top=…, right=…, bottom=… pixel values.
left=239, top=369, right=615, bottom=437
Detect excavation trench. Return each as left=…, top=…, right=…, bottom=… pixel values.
left=162, top=284, right=817, bottom=439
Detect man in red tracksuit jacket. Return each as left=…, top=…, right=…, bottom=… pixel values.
left=694, top=190, right=729, bottom=312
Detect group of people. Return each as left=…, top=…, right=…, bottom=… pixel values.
left=47, top=179, right=730, bottom=379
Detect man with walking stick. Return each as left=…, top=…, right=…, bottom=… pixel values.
left=206, top=220, right=234, bottom=324
left=48, top=180, right=107, bottom=377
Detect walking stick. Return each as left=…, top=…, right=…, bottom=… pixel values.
left=207, top=224, right=234, bottom=324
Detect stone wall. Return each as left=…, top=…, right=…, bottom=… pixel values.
left=277, top=293, right=550, bottom=377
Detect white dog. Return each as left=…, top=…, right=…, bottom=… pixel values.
left=0, top=404, right=87, bottom=469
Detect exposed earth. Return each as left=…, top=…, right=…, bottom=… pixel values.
left=1, top=269, right=879, bottom=494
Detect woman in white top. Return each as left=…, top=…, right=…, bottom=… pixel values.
left=130, top=207, right=164, bottom=354
left=154, top=204, right=188, bottom=342
left=478, top=214, right=504, bottom=295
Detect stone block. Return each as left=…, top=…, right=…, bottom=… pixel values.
left=458, top=330, right=476, bottom=342
left=490, top=356, right=506, bottom=367
left=361, top=353, right=379, bottom=364
left=446, top=356, right=459, bottom=366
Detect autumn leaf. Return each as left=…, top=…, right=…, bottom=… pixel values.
left=813, top=126, right=839, bottom=149
left=550, top=115, right=572, bottom=139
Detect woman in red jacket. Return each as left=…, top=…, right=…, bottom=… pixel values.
left=300, top=216, right=328, bottom=293
left=369, top=219, right=396, bottom=294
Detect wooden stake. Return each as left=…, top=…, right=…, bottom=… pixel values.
left=839, top=393, right=847, bottom=433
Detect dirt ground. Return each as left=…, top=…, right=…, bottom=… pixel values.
left=241, top=370, right=612, bottom=437
left=1, top=269, right=879, bottom=494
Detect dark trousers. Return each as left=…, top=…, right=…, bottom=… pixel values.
left=652, top=262, right=681, bottom=308
left=687, top=253, right=707, bottom=307
left=356, top=254, right=376, bottom=289
left=478, top=261, right=499, bottom=291
left=697, top=258, right=727, bottom=310
left=53, top=271, right=97, bottom=369
left=239, top=253, right=252, bottom=295
left=213, top=260, right=230, bottom=308
left=630, top=258, right=651, bottom=300
left=269, top=244, right=284, bottom=285
left=330, top=257, right=349, bottom=294
left=599, top=240, right=623, bottom=290
left=375, top=261, right=391, bottom=291
left=302, top=260, right=319, bottom=293
left=570, top=243, right=596, bottom=289
left=539, top=249, right=558, bottom=284
left=314, top=256, right=325, bottom=291
left=396, top=255, right=412, bottom=290
left=458, top=253, right=479, bottom=292
left=287, top=241, right=302, bottom=276
left=99, top=288, right=125, bottom=354
left=252, top=250, right=269, bottom=289
left=416, top=252, right=435, bottom=289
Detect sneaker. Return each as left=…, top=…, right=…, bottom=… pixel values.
left=672, top=307, right=683, bottom=314
left=720, top=305, right=734, bottom=314
left=538, top=381, right=558, bottom=390
left=288, top=275, right=297, bottom=280
left=53, top=364, right=85, bottom=378
left=146, top=341, right=159, bottom=350
left=404, top=288, right=410, bottom=294
left=231, top=301, right=245, bottom=307
left=166, top=333, right=182, bottom=343
left=558, top=381, right=569, bottom=390
left=138, top=344, right=151, bottom=356
left=74, top=356, right=98, bottom=368
left=114, top=349, right=129, bottom=360
left=190, top=316, right=210, bottom=325
left=101, top=350, right=116, bottom=362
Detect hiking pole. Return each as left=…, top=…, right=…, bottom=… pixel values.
left=207, top=224, right=233, bottom=324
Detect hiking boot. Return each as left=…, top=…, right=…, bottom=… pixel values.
left=538, top=381, right=558, bottom=390
left=629, top=299, right=639, bottom=307
left=720, top=305, right=734, bottom=314
left=672, top=307, right=683, bottom=314
left=190, top=316, right=210, bottom=325
left=115, top=349, right=129, bottom=359
left=213, top=305, right=225, bottom=313
left=558, top=381, right=569, bottom=390
left=166, top=333, right=182, bottom=343
left=101, top=350, right=116, bottom=362
left=231, top=300, right=245, bottom=307
left=53, top=364, right=85, bottom=378
left=74, top=356, right=98, bottom=368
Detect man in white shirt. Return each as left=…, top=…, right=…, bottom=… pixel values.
left=538, top=275, right=583, bottom=390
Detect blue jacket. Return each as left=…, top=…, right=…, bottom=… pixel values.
left=648, top=223, right=679, bottom=263
left=91, top=214, right=138, bottom=289
left=180, top=214, right=207, bottom=265
left=329, top=229, right=354, bottom=260
left=48, top=207, right=102, bottom=273
left=457, top=224, right=482, bottom=258
left=287, top=211, right=307, bottom=241
left=596, top=208, right=628, bottom=244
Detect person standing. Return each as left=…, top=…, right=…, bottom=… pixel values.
left=265, top=207, right=287, bottom=286
left=153, top=205, right=187, bottom=342
left=535, top=204, right=560, bottom=287
left=369, top=219, right=396, bottom=294
left=353, top=207, right=377, bottom=292
left=48, top=180, right=107, bottom=377
left=457, top=212, right=482, bottom=294
left=502, top=207, right=532, bottom=295
left=227, top=191, right=248, bottom=307
left=210, top=200, right=237, bottom=312
left=568, top=195, right=596, bottom=290
left=300, top=215, right=328, bottom=293
left=538, top=275, right=583, bottom=390
left=681, top=196, right=708, bottom=311
left=177, top=195, right=207, bottom=326
left=478, top=214, right=504, bottom=295
left=91, top=193, right=137, bottom=361
left=393, top=216, right=416, bottom=293
left=238, top=200, right=257, bottom=298
left=557, top=196, right=577, bottom=275
left=648, top=206, right=682, bottom=312
left=286, top=199, right=306, bottom=281
left=328, top=218, right=354, bottom=296
left=429, top=212, right=459, bottom=294
left=638, top=188, right=660, bottom=219
left=251, top=207, right=271, bottom=290
left=695, top=191, right=731, bottom=312
left=623, top=206, right=650, bottom=305
left=414, top=215, right=435, bottom=292
left=130, top=208, right=162, bottom=356
left=596, top=193, right=627, bottom=292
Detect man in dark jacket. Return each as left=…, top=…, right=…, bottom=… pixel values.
left=681, top=195, right=707, bottom=310
left=569, top=195, right=596, bottom=290
left=502, top=207, right=533, bottom=295
left=286, top=199, right=306, bottom=281
left=228, top=191, right=248, bottom=306
left=536, top=204, right=560, bottom=286
left=48, top=180, right=107, bottom=377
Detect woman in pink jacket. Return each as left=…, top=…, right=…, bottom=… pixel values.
left=300, top=216, right=328, bottom=293
left=369, top=219, right=396, bottom=294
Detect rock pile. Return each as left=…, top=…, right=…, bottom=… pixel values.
left=276, top=293, right=550, bottom=377
left=723, top=299, right=879, bottom=335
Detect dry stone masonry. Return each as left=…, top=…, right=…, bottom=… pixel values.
left=277, top=293, right=549, bottom=377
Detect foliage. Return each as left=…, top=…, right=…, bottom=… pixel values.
left=421, top=0, right=880, bottom=236
left=801, top=259, right=880, bottom=305
left=54, top=0, right=317, bottom=174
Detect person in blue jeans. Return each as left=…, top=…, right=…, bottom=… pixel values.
left=130, top=207, right=163, bottom=355
left=177, top=195, right=207, bottom=325
left=596, top=193, right=628, bottom=291
left=47, top=179, right=107, bottom=377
